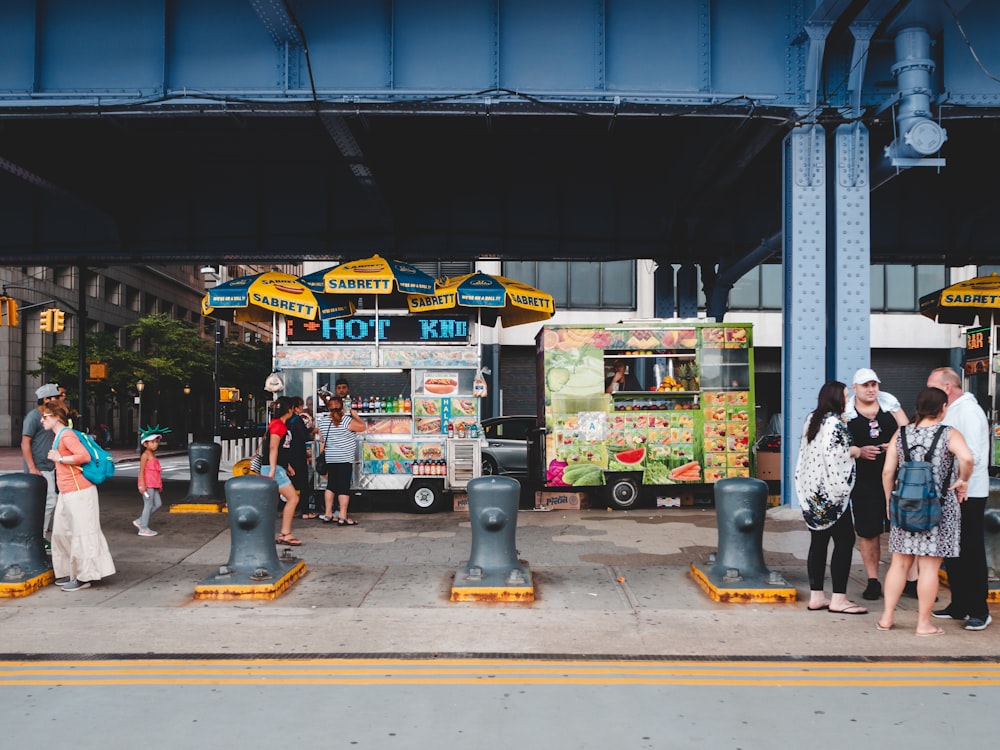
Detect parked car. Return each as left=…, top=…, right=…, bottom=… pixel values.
left=480, top=415, right=536, bottom=477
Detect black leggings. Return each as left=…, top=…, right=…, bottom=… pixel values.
left=807, top=511, right=856, bottom=593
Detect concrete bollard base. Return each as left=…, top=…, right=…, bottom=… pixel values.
left=450, top=561, right=534, bottom=602
left=689, top=562, right=796, bottom=604
left=195, top=559, right=306, bottom=600
left=0, top=569, right=55, bottom=598
left=170, top=502, right=227, bottom=514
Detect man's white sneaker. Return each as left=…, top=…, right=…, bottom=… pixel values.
left=964, top=615, right=992, bottom=631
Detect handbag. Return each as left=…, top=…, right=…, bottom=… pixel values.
left=248, top=435, right=265, bottom=474
left=316, top=419, right=334, bottom=476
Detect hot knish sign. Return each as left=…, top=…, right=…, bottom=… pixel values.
left=286, top=314, right=469, bottom=343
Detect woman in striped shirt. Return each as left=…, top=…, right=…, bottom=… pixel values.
left=317, top=395, right=366, bottom=525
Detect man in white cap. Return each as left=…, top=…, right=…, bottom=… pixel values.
left=846, top=368, right=909, bottom=600
left=21, top=383, right=66, bottom=544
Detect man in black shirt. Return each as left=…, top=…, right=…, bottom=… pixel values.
left=847, top=368, right=905, bottom=600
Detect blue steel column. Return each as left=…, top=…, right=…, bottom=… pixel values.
left=782, top=126, right=827, bottom=507
left=831, top=123, right=871, bottom=384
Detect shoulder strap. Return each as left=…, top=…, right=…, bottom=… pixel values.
left=926, top=425, right=946, bottom=457
left=53, top=426, right=69, bottom=449
left=900, top=426, right=912, bottom=461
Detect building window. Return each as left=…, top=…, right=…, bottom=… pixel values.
left=726, top=265, right=783, bottom=311
left=413, top=261, right=474, bottom=280
left=105, top=280, right=123, bottom=306
left=871, top=264, right=945, bottom=312
left=502, top=260, right=635, bottom=310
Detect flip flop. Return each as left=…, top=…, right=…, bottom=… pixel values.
left=275, top=534, right=302, bottom=546
left=300, top=513, right=319, bottom=520
left=807, top=604, right=829, bottom=611
left=829, top=603, right=867, bottom=615
left=875, top=622, right=893, bottom=631
left=337, top=518, right=359, bottom=526
left=916, top=627, right=945, bottom=637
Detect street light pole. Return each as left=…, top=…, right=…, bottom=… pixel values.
left=183, top=384, right=191, bottom=444
left=136, top=379, right=145, bottom=447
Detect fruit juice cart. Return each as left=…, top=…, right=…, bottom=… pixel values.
left=536, top=322, right=755, bottom=509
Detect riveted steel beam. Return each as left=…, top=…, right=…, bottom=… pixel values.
left=782, top=125, right=827, bottom=508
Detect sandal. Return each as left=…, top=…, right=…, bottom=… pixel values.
left=300, top=513, right=319, bottom=520
left=275, top=533, right=302, bottom=546
left=337, top=518, right=359, bottom=526
left=319, top=515, right=334, bottom=523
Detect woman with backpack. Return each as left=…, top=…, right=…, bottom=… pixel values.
left=795, top=381, right=867, bottom=615
left=44, top=401, right=116, bottom=592
left=876, top=387, right=973, bottom=636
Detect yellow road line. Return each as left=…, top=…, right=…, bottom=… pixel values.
left=2, top=659, right=999, bottom=687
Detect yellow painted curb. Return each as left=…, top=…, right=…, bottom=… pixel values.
left=689, top=563, right=797, bottom=603
left=0, top=569, right=54, bottom=598
left=194, top=561, right=306, bottom=600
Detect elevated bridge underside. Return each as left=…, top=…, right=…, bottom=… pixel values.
left=0, top=0, right=998, bottom=274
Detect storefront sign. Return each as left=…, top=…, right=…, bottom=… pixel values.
left=963, top=326, right=990, bottom=375
left=285, top=314, right=469, bottom=344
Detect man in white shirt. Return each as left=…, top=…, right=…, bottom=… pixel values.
left=927, top=367, right=992, bottom=631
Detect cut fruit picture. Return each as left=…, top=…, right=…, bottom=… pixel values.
left=613, top=447, right=646, bottom=465
left=546, top=366, right=571, bottom=392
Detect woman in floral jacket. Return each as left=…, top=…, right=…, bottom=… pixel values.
left=794, top=380, right=866, bottom=614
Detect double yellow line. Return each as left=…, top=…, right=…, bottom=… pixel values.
left=2, top=659, right=999, bottom=687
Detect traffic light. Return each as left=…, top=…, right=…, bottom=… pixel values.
left=219, top=387, right=240, bottom=403
left=52, top=309, right=65, bottom=333
left=0, top=297, right=17, bottom=327
left=39, top=309, right=53, bottom=332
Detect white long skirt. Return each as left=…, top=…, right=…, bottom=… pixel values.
left=51, top=485, right=116, bottom=582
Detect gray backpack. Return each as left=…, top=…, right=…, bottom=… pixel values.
left=889, top=426, right=944, bottom=533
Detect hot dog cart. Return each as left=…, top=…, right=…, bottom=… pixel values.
left=537, top=322, right=755, bottom=508
left=275, top=312, right=482, bottom=512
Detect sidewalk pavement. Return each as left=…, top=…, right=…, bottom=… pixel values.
left=0, top=448, right=996, bottom=659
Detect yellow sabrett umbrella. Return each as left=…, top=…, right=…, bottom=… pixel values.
left=919, top=273, right=1000, bottom=326
left=406, top=271, right=555, bottom=328
left=201, top=271, right=355, bottom=323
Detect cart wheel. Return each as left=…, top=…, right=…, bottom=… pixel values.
left=409, top=481, right=444, bottom=514
left=607, top=476, right=641, bottom=510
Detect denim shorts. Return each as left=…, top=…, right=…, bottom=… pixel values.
left=259, top=465, right=292, bottom=489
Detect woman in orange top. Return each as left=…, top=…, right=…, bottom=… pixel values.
left=44, top=401, right=116, bottom=591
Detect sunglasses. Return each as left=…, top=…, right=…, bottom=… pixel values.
left=868, top=419, right=881, bottom=439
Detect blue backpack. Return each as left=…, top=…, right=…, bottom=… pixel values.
left=54, top=427, right=116, bottom=485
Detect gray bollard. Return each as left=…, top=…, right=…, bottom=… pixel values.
left=195, top=475, right=304, bottom=598
left=178, top=441, right=225, bottom=505
left=451, top=475, right=534, bottom=601
left=0, top=474, right=52, bottom=595
left=711, top=477, right=771, bottom=581
left=689, top=476, right=793, bottom=602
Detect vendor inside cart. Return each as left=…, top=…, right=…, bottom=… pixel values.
left=605, top=359, right=642, bottom=393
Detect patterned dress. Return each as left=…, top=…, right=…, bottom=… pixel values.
left=794, top=413, right=856, bottom=530
left=888, top=424, right=961, bottom=558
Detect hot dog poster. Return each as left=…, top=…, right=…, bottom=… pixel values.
left=422, top=372, right=458, bottom=395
